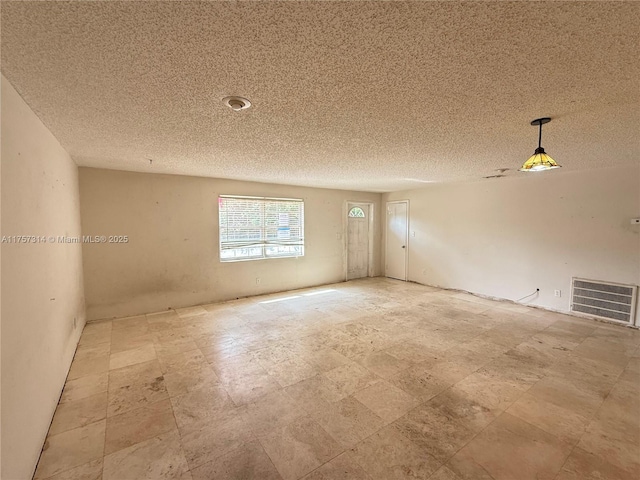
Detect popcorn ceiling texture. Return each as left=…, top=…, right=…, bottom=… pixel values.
left=1, top=1, right=638, bottom=192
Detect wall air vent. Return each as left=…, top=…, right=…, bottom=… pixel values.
left=571, top=277, right=638, bottom=326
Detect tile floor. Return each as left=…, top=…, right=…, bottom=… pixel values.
left=34, top=278, right=640, bottom=480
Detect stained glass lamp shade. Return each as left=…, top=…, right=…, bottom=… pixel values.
left=520, top=149, right=560, bottom=172
left=520, top=118, right=561, bottom=172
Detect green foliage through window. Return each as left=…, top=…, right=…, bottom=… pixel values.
left=348, top=207, right=365, bottom=218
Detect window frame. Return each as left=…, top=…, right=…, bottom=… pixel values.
left=218, top=195, right=305, bottom=263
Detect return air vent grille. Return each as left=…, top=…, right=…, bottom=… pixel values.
left=571, top=278, right=637, bottom=325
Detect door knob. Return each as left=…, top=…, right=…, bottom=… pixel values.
left=402, top=245, right=406, bottom=248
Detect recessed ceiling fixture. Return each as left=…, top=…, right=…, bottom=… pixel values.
left=222, top=96, right=251, bottom=111
left=519, top=117, right=561, bottom=172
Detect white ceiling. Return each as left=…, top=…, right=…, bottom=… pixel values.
left=2, top=1, right=639, bottom=192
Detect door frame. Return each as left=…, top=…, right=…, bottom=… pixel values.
left=345, top=201, right=375, bottom=281
left=385, top=200, right=409, bottom=281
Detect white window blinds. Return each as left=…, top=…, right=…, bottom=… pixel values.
left=219, top=195, right=305, bottom=261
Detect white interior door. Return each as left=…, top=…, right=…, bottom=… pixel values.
left=386, top=201, right=408, bottom=280
left=347, top=204, right=369, bottom=280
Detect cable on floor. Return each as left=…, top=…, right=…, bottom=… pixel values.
left=516, top=288, right=539, bottom=302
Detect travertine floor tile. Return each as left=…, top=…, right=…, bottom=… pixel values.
left=352, top=380, right=419, bottom=423
left=157, top=348, right=209, bottom=374
left=108, top=344, right=157, bottom=370
left=75, top=343, right=111, bottom=361
left=301, top=452, right=371, bottom=480
left=35, top=421, right=106, bottom=479
left=181, top=407, right=254, bottom=470
left=190, top=441, right=282, bottom=480
left=103, top=430, right=189, bottom=480
left=60, top=372, right=109, bottom=404
left=527, top=376, right=605, bottom=418
left=354, top=351, right=411, bottom=379
left=332, top=339, right=377, bottom=359
left=284, top=374, right=344, bottom=415
left=222, top=370, right=282, bottom=405
left=78, top=329, right=112, bottom=347
left=323, top=362, right=381, bottom=398
left=105, top=398, right=177, bottom=455
left=82, top=320, right=112, bottom=336
left=577, top=419, right=640, bottom=474
left=312, top=396, right=385, bottom=449
left=110, top=333, right=154, bottom=354
left=176, top=305, right=208, bottom=318
left=392, top=404, right=476, bottom=462
left=259, top=415, right=343, bottom=480
left=211, top=352, right=265, bottom=381
left=67, top=355, right=110, bottom=381
left=383, top=342, right=440, bottom=364
left=350, top=424, right=441, bottom=479
left=429, top=465, right=463, bottom=480
left=112, top=315, right=147, bottom=330
left=388, top=363, right=451, bottom=402
left=555, top=446, right=638, bottom=480
left=427, top=388, right=498, bottom=433
left=41, top=459, right=103, bottom=480
left=447, top=413, right=573, bottom=480
left=452, top=371, right=526, bottom=413
left=242, top=390, right=307, bottom=437
left=170, top=383, right=235, bottom=433
left=506, top=392, right=590, bottom=444
left=265, top=357, right=319, bottom=387
left=49, top=392, right=107, bottom=435
left=304, top=348, right=352, bottom=371
left=108, top=359, right=163, bottom=389
left=107, top=367, right=168, bottom=418
left=154, top=337, right=199, bottom=358
left=572, top=337, right=636, bottom=368
left=38, top=279, right=640, bottom=480
left=163, top=365, right=219, bottom=397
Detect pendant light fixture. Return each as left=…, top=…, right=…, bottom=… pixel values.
left=519, top=117, right=561, bottom=172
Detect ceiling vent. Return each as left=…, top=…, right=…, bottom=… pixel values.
left=571, top=277, right=638, bottom=326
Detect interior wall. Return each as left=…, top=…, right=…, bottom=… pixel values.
left=383, top=165, right=640, bottom=313
left=79, top=168, right=382, bottom=320
left=1, top=75, right=86, bottom=480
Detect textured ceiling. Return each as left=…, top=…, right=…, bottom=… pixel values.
left=2, top=1, right=639, bottom=192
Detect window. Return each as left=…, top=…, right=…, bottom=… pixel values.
left=219, top=195, right=304, bottom=261
left=348, top=206, right=366, bottom=218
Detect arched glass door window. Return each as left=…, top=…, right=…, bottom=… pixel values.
left=348, top=206, right=366, bottom=218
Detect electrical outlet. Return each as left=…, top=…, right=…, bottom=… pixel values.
left=411, top=231, right=416, bottom=237
left=256, top=278, right=261, bottom=285
left=554, top=290, right=561, bottom=297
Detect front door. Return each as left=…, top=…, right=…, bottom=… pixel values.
left=347, top=204, right=369, bottom=280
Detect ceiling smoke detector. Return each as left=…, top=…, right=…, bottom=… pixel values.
left=222, top=96, right=251, bottom=111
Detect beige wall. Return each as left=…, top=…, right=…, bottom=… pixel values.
left=79, top=168, right=382, bottom=320
left=1, top=76, right=86, bottom=479
left=384, top=165, right=640, bottom=313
